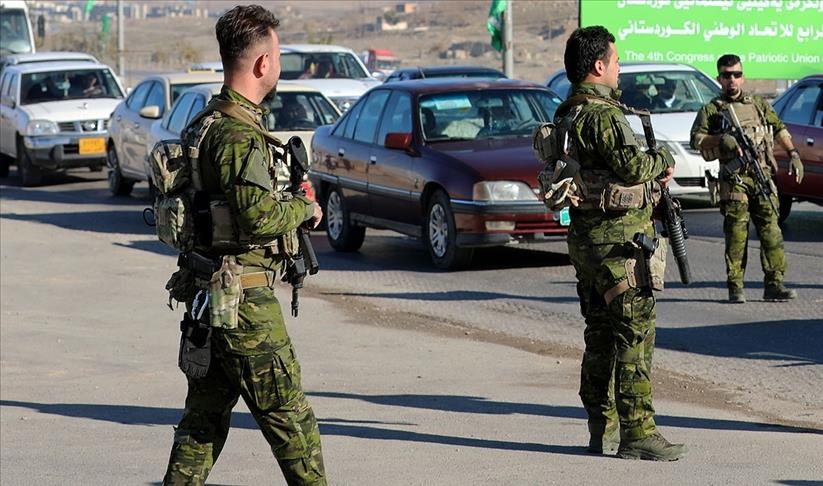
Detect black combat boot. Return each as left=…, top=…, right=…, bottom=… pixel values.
left=587, top=422, right=619, bottom=455
left=728, top=287, right=745, bottom=304
left=763, top=284, right=797, bottom=302
left=617, top=432, right=687, bottom=461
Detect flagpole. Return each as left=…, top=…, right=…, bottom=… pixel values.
left=503, top=0, right=513, bottom=78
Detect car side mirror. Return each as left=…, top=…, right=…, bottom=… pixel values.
left=139, top=105, right=162, bottom=119
left=384, top=132, right=412, bottom=151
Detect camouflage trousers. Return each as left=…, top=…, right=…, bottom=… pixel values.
left=162, top=342, right=326, bottom=486
left=719, top=173, right=786, bottom=290
left=569, top=242, right=658, bottom=441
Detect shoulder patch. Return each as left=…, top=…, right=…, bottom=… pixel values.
left=238, top=138, right=272, bottom=190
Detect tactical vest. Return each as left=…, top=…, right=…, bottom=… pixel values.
left=149, top=99, right=287, bottom=253
left=534, top=94, right=655, bottom=211
left=714, top=96, right=776, bottom=170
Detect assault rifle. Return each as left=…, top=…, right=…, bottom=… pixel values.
left=637, top=111, right=692, bottom=285
left=725, top=104, right=779, bottom=214
left=283, top=136, right=320, bottom=317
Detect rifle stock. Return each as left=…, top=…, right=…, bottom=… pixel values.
left=724, top=105, right=778, bottom=214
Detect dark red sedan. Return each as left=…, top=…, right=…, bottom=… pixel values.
left=308, top=78, right=566, bottom=269
left=770, top=74, right=823, bottom=222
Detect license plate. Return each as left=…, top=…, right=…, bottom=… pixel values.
left=79, top=138, right=105, bottom=155
left=558, top=207, right=570, bottom=226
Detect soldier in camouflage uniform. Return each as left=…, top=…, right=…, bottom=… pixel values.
left=690, top=54, right=804, bottom=304
left=549, top=26, right=686, bottom=461
left=162, top=6, right=326, bottom=485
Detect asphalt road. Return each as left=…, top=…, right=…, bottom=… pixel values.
left=1, top=171, right=821, bottom=485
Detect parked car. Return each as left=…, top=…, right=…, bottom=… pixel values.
left=547, top=63, right=721, bottom=197
left=309, top=78, right=567, bottom=269
left=106, top=71, right=223, bottom=195
left=278, top=44, right=381, bottom=112
left=770, top=73, right=823, bottom=222
left=0, top=60, right=125, bottom=184
left=383, top=65, right=506, bottom=84
left=0, top=51, right=98, bottom=75
left=145, top=81, right=341, bottom=196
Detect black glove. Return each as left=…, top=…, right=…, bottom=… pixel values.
left=178, top=312, right=212, bottom=379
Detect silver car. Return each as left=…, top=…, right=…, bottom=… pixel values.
left=106, top=71, right=223, bottom=195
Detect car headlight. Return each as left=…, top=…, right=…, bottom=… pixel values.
left=25, top=120, right=59, bottom=136
left=473, top=181, right=536, bottom=202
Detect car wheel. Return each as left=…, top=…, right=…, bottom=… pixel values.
left=425, top=190, right=473, bottom=270
left=107, top=144, right=135, bottom=196
left=778, top=194, right=792, bottom=224
left=325, top=187, right=365, bottom=252
left=17, top=140, right=42, bottom=187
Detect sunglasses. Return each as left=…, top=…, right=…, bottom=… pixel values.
left=719, top=71, right=744, bottom=79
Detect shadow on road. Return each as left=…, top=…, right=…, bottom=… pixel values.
left=657, top=318, right=823, bottom=366
left=322, top=289, right=578, bottom=305
left=3, top=395, right=818, bottom=453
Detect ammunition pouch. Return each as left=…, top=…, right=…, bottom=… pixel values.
left=577, top=170, right=654, bottom=211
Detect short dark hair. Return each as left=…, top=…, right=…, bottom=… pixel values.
left=564, top=26, right=615, bottom=85
left=215, top=5, right=280, bottom=72
left=716, top=54, right=741, bottom=73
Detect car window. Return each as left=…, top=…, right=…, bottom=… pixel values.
left=353, top=90, right=390, bottom=143
left=19, top=68, right=122, bottom=104
left=420, top=88, right=560, bottom=142
left=618, top=70, right=717, bottom=113
left=268, top=92, right=340, bottom=130
left=280, top=51, right=369, bottom=80
left=377, top=91, right=412, bottom=143
left=0, top=72, right=11, bottom=100
left=780, top=83, right=821, bottom=126
left=189, top=94, right=206, bottom=121
left=144, top=82, right=166, bottom=114
left=170, top=82, right=206, bottom=105
left=338, top=96, right=366, bottom=139
left=126, top=81, right=152, bottom=110
left=166, top=92, right=196, bottom=136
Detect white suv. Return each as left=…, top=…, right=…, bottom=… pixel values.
left=0, top=60, right=125, bottom=185
left=278, top=44, right=381, bottom=112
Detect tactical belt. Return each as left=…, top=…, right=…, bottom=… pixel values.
left=178, top=252, right=275, bottom=290
left=604, top=280, right=630, bottom=306
left=238, top=271, right=274, bottom=289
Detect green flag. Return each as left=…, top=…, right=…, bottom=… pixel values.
left=487, top=0, right=507, bottom=52
left=84, top=0, right=95, bottom=16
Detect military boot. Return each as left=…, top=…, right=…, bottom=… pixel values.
left=763, top=284, right=797, bottom=302
left=587, top=422, right=619, bottom=455
left=728, top=287, right=745, bottom=304
left=617, top=432, right=687, bottom=461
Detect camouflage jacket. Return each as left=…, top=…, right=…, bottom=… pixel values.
left=189, top=86, right=314, bottom=270
left=564, top=83, right=672, bottom=246
left=690, top=90, right=786, bottom=166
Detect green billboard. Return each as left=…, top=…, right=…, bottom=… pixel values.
left=580, top=0, right=823, bottom=79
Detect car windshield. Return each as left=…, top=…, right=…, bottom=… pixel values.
left=618, top=70, right=718, bottom=113
left=21, top=69, right=123, bottom=104
left=0, top=8, right=33, bottom=54
left=419, top=88, right=561, bottom=142
left=279, top=52, right=369, bottom=80
left=265, top=91, right=341, bottom=130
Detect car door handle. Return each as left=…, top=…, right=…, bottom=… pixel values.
left=338, top=148, right=345, bottom=157
left=806, top=137, right=814, bottom=146
left=369, top=155, right=377, bottom=164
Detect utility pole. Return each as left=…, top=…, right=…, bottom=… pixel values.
left=503, top=1, right=513, bottom=78
left=117, top=0, right=124, bottom=81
